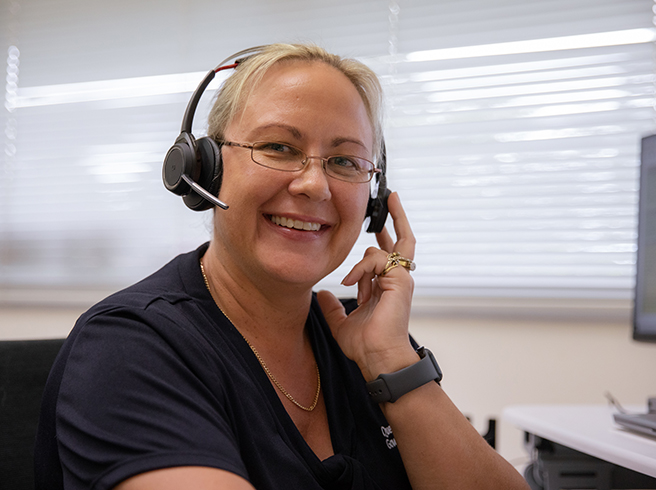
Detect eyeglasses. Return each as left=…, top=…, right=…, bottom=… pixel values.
left=221, top=141, right=380, bottom=184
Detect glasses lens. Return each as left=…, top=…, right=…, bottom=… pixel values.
left=250, top=142, right=374, bottom=182
left=252, top=142, right=304, bottom=171
left=326, top=156, right=374, bottom=183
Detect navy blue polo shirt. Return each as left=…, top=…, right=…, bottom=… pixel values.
left=35, top=243, right=412, bottom=490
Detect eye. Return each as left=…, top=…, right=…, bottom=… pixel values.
left=255, top=142, right=302, bottom=159
left=329, top=156, right=359, bottom=169
left=261, top=142, right=288, bottom=153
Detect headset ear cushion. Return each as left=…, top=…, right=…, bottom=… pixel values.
left=182, top=137, right=223, bottom=211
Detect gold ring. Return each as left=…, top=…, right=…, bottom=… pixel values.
left=380, top=252, right=416, bottom=277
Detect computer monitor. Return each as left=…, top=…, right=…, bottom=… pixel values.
left=634, top=135, right=656, bottom=342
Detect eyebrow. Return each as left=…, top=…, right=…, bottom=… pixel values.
left=252, top=123, right=303, bottom=140
left=330, top=136, right=367, bottom=151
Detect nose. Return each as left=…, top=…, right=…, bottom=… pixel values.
left=288, top=156, right=332, bottom=201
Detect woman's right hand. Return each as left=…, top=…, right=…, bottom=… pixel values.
left=317, top=191, right=418, bottom=381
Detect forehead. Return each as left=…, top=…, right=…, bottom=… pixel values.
left=230, top=60, right=374, bottom=149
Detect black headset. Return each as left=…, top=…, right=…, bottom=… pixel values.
left=162, top=46, right=390, bottom=233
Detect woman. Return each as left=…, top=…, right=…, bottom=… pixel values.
left=35, top=44, right=529, bottom=490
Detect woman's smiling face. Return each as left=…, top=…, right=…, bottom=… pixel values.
left=212, top=60, right=374, bottom=289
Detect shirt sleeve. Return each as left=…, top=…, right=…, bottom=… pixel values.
left=56, top=303, right=249, bottom=490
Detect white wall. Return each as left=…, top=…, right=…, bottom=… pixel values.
left=1, top=300, right=655, bottom=471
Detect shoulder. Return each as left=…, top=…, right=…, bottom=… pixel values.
left=71, top=244, right=210, bottom=338
left=63, top=244, right=233, bottom=384
left=50, top=242, right=229, bottom=421
left=95, top=244, right=204, bottom=310
left=56, top=244, right=221, bottom=399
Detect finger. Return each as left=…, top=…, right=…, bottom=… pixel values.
left=387, top=192, right=416, bottom=260
left=341, top=247, right=388, bottom=304
left=341, top=247, right=386, bottom=286
left=375, top=226, right=394, bottom=253
left=316, top=290, right=347, bottom=328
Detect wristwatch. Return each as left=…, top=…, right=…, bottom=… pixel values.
left=366, top=347, right=442, bottom=404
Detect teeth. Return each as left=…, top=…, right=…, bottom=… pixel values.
left=270, top=215, right=321, bottom=231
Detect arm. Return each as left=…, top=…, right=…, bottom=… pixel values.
left=377, top=360, right=528, bottom=489
left=317, top=192, right=529, bottom=490
left=114, top=467, right=254, bottom=490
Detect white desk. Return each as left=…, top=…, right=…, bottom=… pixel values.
left=504, top=404, right=656, bottom=480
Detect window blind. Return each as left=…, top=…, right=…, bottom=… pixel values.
left=1, top=0, right=654, bottom=301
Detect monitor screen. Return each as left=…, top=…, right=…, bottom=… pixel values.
left=634, top=135, right=656, bottom=342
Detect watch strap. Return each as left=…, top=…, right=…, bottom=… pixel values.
left=366, top=347, right=442, bottom=404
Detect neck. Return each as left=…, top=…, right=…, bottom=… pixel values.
left=201, top=240, right=329, bottom=417
left=201, top=240, right=314, bottom=347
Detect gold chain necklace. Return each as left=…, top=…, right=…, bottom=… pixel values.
left=199, top=259, right=321, bottom=412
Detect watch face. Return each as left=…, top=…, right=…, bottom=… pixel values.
left=422, top=347, right=443, bottom=384
left=366, top=348, right=443, bottom=403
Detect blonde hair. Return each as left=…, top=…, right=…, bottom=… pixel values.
left=207, top=43, right=384, bottom=161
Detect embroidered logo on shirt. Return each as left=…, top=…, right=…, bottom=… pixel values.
left=381, top=425, right=397, bottom=449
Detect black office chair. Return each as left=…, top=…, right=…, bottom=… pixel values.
left=0, top=338, right=65, bottom=490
